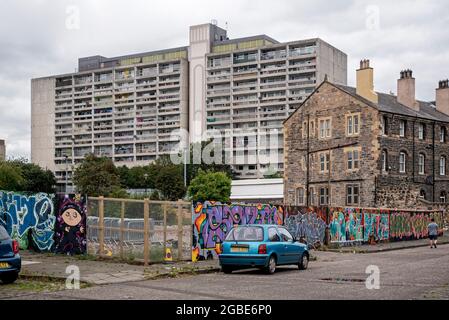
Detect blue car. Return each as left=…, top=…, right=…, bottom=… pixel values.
left=219, top=224, right=309, bottom=274
left=0, top=225, right=21, bottom=284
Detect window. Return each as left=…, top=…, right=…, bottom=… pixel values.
left=0, top=225, right=9, bottom=241
left=319, top=187, right=329, bottom=205
left=418, top=153, right=425, bottom=175
left=382, top=150, right=388, bottom=172
left=309, top=187, right=315, bottom=205
left=268, top=228, right=281, bottom=242
left=302, top=155, right=307, bottom=171
left=399, top=152, right=406, bottom=173
left=418, top=123, right=425, bottom=140
left=347, top=150, right=360, bottom=170
left=296, top=188, right=305, bottom=205
left=319, top=118, right=331, bottom=139
left=441, top=126, right=446, bottom=143
left=419, top=190, right=426, bottom=200
left=302, top=121, right=307, bottom=138
left=310, top=121, right=315, bottom=137
left=399, top=120, right=406, bottom=137
left=440, top=156, right=446, bottom=176
left=381, top=116, right=388, bottom=135
left=320, top=153, right=330, bottom=172
left=347, top=114, right=360, bottom=136
left=278, top=227, right=294, bottom=242
left=346, top=185, right=360, bottom=206
left=225, top=226, right=264, bottom=241
left=440, top=192, right=447, bottom=203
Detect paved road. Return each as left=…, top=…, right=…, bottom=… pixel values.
left=7, top=244, right=449, bottom=300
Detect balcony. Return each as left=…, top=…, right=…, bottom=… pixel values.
left=289, top=47, right=316, bottom=57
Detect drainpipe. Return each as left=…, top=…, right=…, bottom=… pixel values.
left=433, top=121, right=436, bottom=202
left=306, top=114, right=310, bottom=207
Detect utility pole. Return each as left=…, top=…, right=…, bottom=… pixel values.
left=306, top=114, right=310, bottom=206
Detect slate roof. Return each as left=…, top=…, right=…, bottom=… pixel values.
left=335, top=84, right=449, bottom=123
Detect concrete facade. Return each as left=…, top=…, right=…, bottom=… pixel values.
left=31, top=23, right=347, bottom=190
left=284, top=61, right=449, bottom=209
left=0, top=139, right=5, bottom=161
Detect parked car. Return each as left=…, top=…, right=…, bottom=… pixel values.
left=219, top=224, right=309, bottom=274
left=0, top=225, right=21, bottom=284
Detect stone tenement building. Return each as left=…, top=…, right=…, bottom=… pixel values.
left=284, top=60, right=449, bottom=209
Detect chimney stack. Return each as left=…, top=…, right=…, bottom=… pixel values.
left=397, top=69, right=419, bottom=111
left=436, top=79, right=449, bottom=116
left=356, top=59, right=378, bottom=104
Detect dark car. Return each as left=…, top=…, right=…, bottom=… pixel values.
left=0, top=225, right=21, bottom=284
left=219, top=225, right=309, bottom=274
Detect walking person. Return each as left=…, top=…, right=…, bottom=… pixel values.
left=428, top=218, right=439, bottom=249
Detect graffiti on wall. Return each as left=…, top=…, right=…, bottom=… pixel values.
left=329, top=208, right=364, bottom=243
left=363, top=212, right=389, bottom=242
left=390, top=211, right=443, bottom=240
left=0, top=190, right=55, bottom=251
left=54, top=194, right=87, bottom=255
left=192, top=202, right=284, bottom=261
left=284, top=207, right=327, bottom=245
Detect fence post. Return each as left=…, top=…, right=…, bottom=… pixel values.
left=120, top=201, right=125, bottom=259
left=98, top=196, right=105, bottom=257
left=324, top=207, right=330, bottom=246
left=163, top=202, right=167, bottom=258
left=143, top=198, right=150, bottom=266
left=177, top=200, right=183, bottom=261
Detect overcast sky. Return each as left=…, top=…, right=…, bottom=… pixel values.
left=1, top=0, right=448, bottom=160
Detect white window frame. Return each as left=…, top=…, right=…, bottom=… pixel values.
left=418, top=124, right=425, bottom=140
left=347, top=114, right=360, bottom=136
left=440, top=192, right=446, bottom=203
left=319, top=118, right=332, bottom=139
left=399, top=120, right=406, bottom=137
left=399, top=152, right=406, bottom=173
left=346, top=184, right=360, bottom=206
left=296, top=188, right=305, bottom=206
left=418, top=154, right=425, bottom=175
left=319, top=187, right=329, bottom=206
left=440, top=156, right=446, bottom=176
left=441, top=126, right=446, bottom=143
left=382, top=150, right=387, bottom=172
left=347, top=150, right=360, bottom=171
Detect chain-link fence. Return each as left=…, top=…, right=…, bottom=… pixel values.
left=87, top=197, right=191, bottom=265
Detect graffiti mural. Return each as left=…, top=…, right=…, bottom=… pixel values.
left=192, top=202, right=284, bottom=261
left=329, top=208, right=363, bottom=243
left=284, top=207, right=327, bottom=245
left=390, top=211, right=443, bottom=241
left=363, top=211, right=389, bottom=242
left=0, top=190, right=55, bottom=251
left=54, top=194, right=87, bottom=255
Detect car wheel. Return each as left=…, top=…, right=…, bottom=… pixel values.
left=1, top=272, right=18, bottom=284
left=265, top=255, right=277, bottom=274
left=298, top=253, right=309, bottom=270
left=222, top=266, right=233, bottom=274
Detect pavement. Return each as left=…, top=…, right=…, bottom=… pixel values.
left=6, top=242, right=449, bottom=300
left=16, top=252, right=219, bottom=285
left=325, top=233, right=449, bottom=253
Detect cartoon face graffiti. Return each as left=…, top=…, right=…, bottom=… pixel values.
left=55, top=199, right=86, bottom=255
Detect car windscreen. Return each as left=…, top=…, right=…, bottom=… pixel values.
left=0, top=225, right=9, bottom=241
left=225, top=226, right=264, bottom=241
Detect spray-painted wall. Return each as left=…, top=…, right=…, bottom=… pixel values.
left=0, top=190, right=87, bottom=254
left=192, top=202, right=284, bottom=261
left=284, top=207, right=327, bottom=245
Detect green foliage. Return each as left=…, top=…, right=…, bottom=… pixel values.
left=0, top=159, right=55, bottom=193
left=187, top=169, right=232, bottom=203
left=186, top=140, right=235, bottom=185
left=73, top=154, right=120, bottom=197
left=0, top=161, right=25, bottom=191
left=154, top=165, right=186, bottom=201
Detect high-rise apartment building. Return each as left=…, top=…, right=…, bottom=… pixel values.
left=31, top=23, right=347, bottom=190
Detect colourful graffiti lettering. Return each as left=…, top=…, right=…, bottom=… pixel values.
left=284, top=207, right=327, bottom=245
left=0, top=191, right=55, bottom=251
left=192, top=202, right=283, bottom=261
left=329, top=208, right=363, bottom=243
left=390, top=211, right=443, bottom=240
left=363, top=212, right=389, bottom=242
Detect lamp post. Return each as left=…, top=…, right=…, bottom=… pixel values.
left=64, top=154, right=68, bottom=194
left=144, top=173, right=148, bottom=195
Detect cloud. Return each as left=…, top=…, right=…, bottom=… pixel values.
left=1, top=0, right=449, bottom=159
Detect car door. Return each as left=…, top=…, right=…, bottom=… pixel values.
left=277, top=227, right=300, bottom=264
left=267, top=227, right=285, bottom=263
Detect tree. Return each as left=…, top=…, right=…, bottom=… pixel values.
left=73, top=154, right=121, bottom=196
left=10, top=160, right=56, bottom=193
left=154, top=165, right=186, bottom=201
left=185, top=140, right=235, bottom=185
left=187, top=169, right=232, bottom=203
left=0, top=161, right=24, bottom=191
